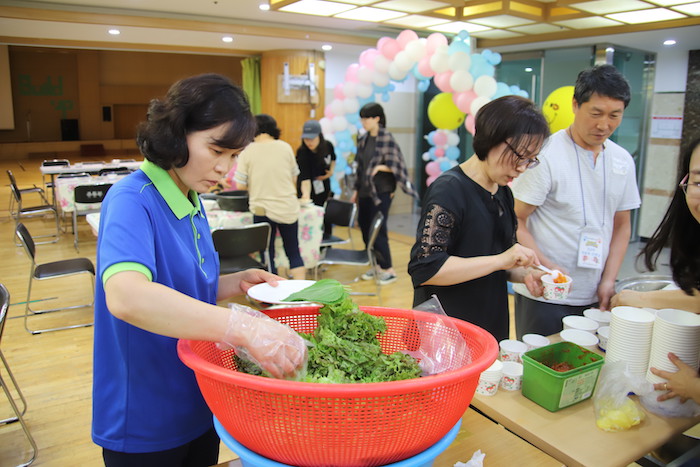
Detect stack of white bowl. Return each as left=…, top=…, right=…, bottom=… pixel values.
left=646, top=309, right=700, bottom=384
left=606, top=306, right=656, bottom=379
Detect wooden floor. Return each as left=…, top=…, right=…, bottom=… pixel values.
left=0, top=155, right=464, bottom=466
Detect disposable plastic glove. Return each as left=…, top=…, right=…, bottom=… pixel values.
left=221, top=304, right=307, bottom=379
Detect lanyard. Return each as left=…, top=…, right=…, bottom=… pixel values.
left=568, top=130, right=606, bottom=228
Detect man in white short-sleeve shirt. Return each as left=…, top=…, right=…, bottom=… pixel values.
left=511, top=64, right=641, bottom=338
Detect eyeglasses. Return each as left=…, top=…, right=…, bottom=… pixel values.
left=505, top=142, right=540, bottom=169
left=679, top=174, right=700, bottom=198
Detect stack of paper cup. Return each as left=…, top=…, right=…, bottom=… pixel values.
left=646, top=309, right=700, bottom=384
left=476, top=360, right=503, bottom=396
left=500, top=361, right=524, bottom=391
left=499, top=339, right=528, bottom=363
left=606, top=306, right=656, bottom=379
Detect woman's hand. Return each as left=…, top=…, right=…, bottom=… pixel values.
left=499, top=243, right=539, bottom=270
left=651, top=352, right=700, bottom=404
left=218, top=269, right=284, bottom=300
left=524, top=269, right=546, bottom=297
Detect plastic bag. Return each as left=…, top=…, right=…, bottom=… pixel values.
left=593, top=361, right=646, bottom=432
left=402, top=295, right=470, bottom=376
left=454, top=449, right=485, bottom=467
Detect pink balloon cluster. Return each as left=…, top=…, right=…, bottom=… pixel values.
left=423, top=129, right=460, bottom=186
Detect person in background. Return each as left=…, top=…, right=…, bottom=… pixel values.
left=408, top=95, right=547, bottom=342
left=296, top=119, right=336, bottom=207
left=351, top=102, right=417, bottom=285
left=612, top=138, right=700, bottom=403
left=92, top=73, right=306, bottom=467
left=235, top=114, right=306, bottom=280
left=512, top=64, right=641, bottom=339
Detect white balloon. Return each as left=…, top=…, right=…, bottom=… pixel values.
left=422, top=151, right=431, bottom=162
left=348, top=124, right=358, bottom=135
left=356, top=83, right=373, bottom=99
left=330, top=98, right=345, bottom=116
left=343, top=81, right=357, bottom=99
left=357, top=66, right=374, bottom=85
left=470, top=96, right=491, bottom=116
left=343, top=97, right=359, bottom=114
left=429, top=52, right=450, bottom=74
left=404, top=38, right=427, bottom=62
left=388, top=62, right=408, bottom=81
left=474, top=75, right=498, bottom=98
left=372, top=71, right=390, bottom=88
left=320, top=117, right=333, bottom=135
left=448, top=51, right=471, bottom=72
left=447, top=132, right=460, bottom=147
left=373, top=55, right=391, bottom=74
left=332, top=116, right=348, bottom=132
left=450, top=70, right=474, bottom=93
left=393, top=50, right=414, bottom=72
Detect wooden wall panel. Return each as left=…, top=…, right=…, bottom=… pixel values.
left=260, top=50, right=325, bottom=148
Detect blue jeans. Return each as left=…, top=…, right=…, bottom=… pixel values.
left=253, top=215, right=304, bottom=274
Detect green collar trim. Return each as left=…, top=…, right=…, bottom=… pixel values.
left=141, top=160, right=201, bottom=220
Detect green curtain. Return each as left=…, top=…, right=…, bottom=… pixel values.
left=241, top=56, right=262, bottom=115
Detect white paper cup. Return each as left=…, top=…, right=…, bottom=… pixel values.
left=562, top=315, right=599, bottom=333
left=522, top=333, right=550, bottom=350
left=500, top=361, right=524, bottom=391
left=499, top=339, right=528, bottom=363
left=541, top=273, right=572, bottom=300
left=597, top=325, right=610, bottom=351
left=560, top=329, right=599, bottom=349
left=583, top=308, right=612, bottom=327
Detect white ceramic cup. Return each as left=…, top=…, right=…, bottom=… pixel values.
left=562, top=315, right=599, bottom=333
left=499, top=339, right=528, bottom=363
left=500, top=361, right=524, bottom=391
left=522, top=333, right=550, bottom=351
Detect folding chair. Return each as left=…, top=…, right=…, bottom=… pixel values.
left=0, top=283, right=38, bottom=466
left=212, top=222, right=271, bottom=274
left=314, top=211, right=384, bottom=304
left=7, top=170, right=49, bottom=218
left=72, top=183, right=112, bottom=251
left=320, top=198, right=357, bottom=249
left=16, top=223, right=95, bottom=334
left=10, top=182, right=60, bottom=245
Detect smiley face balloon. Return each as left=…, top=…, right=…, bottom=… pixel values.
left=542, top=86, right=575, bottom=133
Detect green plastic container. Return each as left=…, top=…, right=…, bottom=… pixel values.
left=521, top=341, right=604, bottom=412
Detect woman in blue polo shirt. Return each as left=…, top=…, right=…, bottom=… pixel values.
left=92, top=73, right=307, bottom=467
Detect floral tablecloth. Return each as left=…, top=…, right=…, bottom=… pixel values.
left=55, top=173, right=127, bottom=213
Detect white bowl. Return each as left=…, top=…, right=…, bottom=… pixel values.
left=522, top=333, right=550, bottom=350
left=597, top=325, right=610, bottom=350
left=560, top=329, right=599, bottom=349
left=562, top=315, right=598, bottom=333
left=611, top=306, right=656, bottom=324
left=584, top=308, right=612, bottom=326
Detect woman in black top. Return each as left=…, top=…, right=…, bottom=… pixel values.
left=296, top=119, right=336, bottom=207
left=408, top=96, right=549, bottom=341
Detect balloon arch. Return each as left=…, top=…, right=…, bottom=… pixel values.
left=320, top=29, right=529, bottom=193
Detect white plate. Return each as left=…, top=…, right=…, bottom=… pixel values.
left=246, top=280, right=316, bottom=304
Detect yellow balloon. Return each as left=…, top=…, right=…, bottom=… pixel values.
left=428, top=92, right=465, bottom=130
left=542, top=86, right=575, bottom=133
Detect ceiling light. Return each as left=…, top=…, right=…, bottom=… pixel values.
left=322, top=44, right=333, bottom=51
left=334, top=6, right=407, bottom=21
left=606, top=8, right=686, bottom=24
left=279, top=0, right=355, bottom=16
left=222, top=36, right=233, bottom=43
left=428, top=21, right=491, bottom=34
left=259, top=3, right=270, bottom=11
left=525, top=67, right=533, bottom=72
left=108, top=29, right=120, bottom=35
left=663, top=39, right=677, bottom=46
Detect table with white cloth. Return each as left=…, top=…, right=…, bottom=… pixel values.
left=54, top=173, right=127, bottom=213
left=40, top=159, right=142, bottom=203
left=204, top=200, right=324, bottom=270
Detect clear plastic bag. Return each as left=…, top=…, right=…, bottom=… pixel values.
left=593, top=361, right=647, bottom=432
left=402, top=295, right=470, bottom=376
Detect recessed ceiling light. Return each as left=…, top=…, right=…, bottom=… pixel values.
left=663, top=39, right=677, bottom=46
left=222, top=36, right=234, bottom=43
left=259, top=3, right=270, bottom=11
left=108, top=29, right=120, bottom=35
left=525, top=67, right=533, bottom=72
left=322, top=44, right=333, bottom=51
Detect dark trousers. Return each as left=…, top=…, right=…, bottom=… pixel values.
left=514, top=293, right=595, bottom=339
left=253, top=215, right=304, bottom=273
left=102, top=427, right=219, bottom=467
left=358, top=192, right=393, bottom=270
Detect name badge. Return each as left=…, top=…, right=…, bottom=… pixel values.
left=312, top=179, right=325, bottom=195
left=578, top=228, right=604, bottom=269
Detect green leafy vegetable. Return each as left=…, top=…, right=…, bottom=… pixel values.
left=236, top=279, right=422, bottom=383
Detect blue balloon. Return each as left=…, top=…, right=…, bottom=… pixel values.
left=448, top=39, right=470, bottom=55
left=428, top=147, right=438, bottom=160
left=335, top=129, right=351, bottom=141
left=439, top=159, right=452, bottom=172
left=330, top=177, right=340, bottom=195
left=494, top=82, right=511, bottom=98
left=335, top=155, right=347, bottom=171
left=346, top=112, right=360, bottom=124
left=426, top=131, right=436, bottom=145
left=417, top=80, right=430, bottom=93
left=517, top=89, right=529, bottom=98
left=510, top=85, right=520, bottom=93
left=488, top=51, right=502, bottom=65
left=445, top=146, right=460, bottom=160
left=458, top=30, right=470, bottom=41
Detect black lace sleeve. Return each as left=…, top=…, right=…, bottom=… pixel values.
left=408, top=203, right=456, bottom=287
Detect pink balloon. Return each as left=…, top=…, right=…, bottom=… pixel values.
left=426, top=33, right=448, bottom=55
left=465, top=114, right=476, bottom=135
left=345, top=63, right=360, bottom=83
left=433, top=131, right=448, bottom=147
left=435, top=147, right=445, bottom=158
left=324, top=104, right=335, bottom=120
left=453, top=90, right=477, bottom=114
left=333, top=83, right=345, bottom=100
left=397, top=30, right=419, bottom=49
left=378, top=38, right=401, bottom=60
left=426, top=160, right=441, bottom=176
left=426, top=175, right=438, bottom=187
left=417, top=56, right=435, bottom=78
left=359, top=48, right=380, bottom=70
left=433, top=71, right=454, bottom=93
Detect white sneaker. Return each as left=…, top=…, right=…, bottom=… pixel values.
left=361, top=269, right=376, bottom=281
left=377, top=272, right=397, bottom=285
